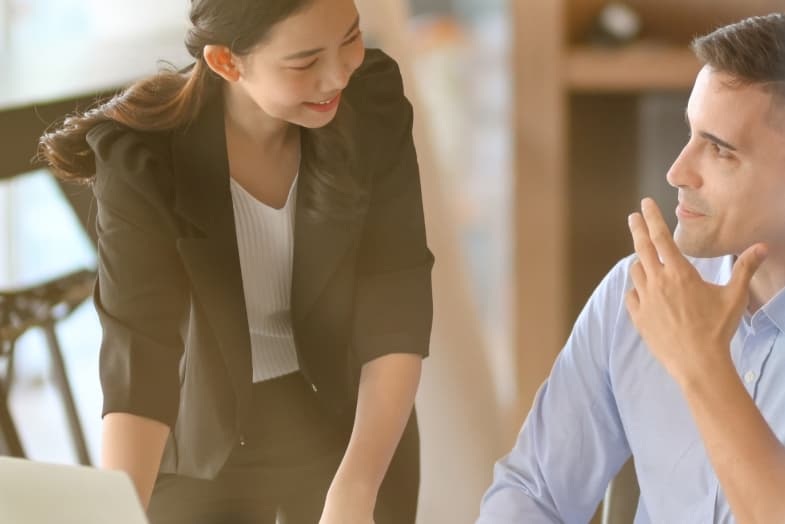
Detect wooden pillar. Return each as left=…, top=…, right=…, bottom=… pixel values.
left=512, top=0, right=569, bottom=429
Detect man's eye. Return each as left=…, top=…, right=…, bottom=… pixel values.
left=711, top=142, right=733, bottom=159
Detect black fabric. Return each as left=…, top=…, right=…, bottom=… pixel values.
left=239, top=373, right=350, bottom=466
left=147, top=373, right=419, bottom=524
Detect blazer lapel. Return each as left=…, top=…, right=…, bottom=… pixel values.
left=291, top=195, right=360, bottom=324
left=170, top=96, right=252, bottom=403
left=291, top=122, right=367, bottom=324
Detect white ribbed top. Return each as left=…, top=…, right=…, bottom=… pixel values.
left=230, top=175, right=300, bottom=383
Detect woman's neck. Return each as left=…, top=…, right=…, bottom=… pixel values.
left=222, top=82, right=292, bottom=150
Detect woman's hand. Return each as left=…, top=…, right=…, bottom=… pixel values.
left=319, top=476, right=376, bottom=524
left=317, top=353, right=421, bottom=524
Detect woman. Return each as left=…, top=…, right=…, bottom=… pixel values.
left=38, top=0, right=434, bottom=523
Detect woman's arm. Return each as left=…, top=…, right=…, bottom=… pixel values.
left=101, top=413, right=170, bottom=509
left=320, top=353, right=422, bottom=523
left=320, top=51, right=433, bottom=523
left=88, top=124, right=188, bottom=510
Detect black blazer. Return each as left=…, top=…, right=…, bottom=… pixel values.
left=87, top=49, right=434, bottom=479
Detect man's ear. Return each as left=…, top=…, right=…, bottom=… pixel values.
left=203, top=45, right=241, bottom=82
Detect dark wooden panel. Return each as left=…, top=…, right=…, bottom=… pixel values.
left=0, top=96, right=113, bottom=245
left=568, top=94, right=639, bottom=321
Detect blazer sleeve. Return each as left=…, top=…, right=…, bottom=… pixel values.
left=87, top=123, right=188, bottom=429
left=351, top=50, right=435, bottom=365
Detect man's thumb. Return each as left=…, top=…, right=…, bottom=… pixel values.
left=731, top=243, right=768, bottom=292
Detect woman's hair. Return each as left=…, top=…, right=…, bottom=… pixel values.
left=691, top=13, right=785, bottom=104
left=39, top=0, right=365, bottom=221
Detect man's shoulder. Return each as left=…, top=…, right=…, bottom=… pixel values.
left=584, top=254, right=731, bottom=330
left=604, top=253, right=732, bottom=289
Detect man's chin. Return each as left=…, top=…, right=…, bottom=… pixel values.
left=674, top=235, right=726, bottom=259
left=674, top=229, right=708, bottom=258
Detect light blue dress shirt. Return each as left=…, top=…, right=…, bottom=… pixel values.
left=477, top=255, right=785, bottom=524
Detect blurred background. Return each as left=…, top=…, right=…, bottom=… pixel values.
left=0, top=1, right=782, bottom=523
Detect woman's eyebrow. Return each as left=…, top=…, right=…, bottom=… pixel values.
left=282, top=16, right=361, bottom=60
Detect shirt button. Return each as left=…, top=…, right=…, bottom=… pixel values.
left=744, top=371, right=756, bottom=384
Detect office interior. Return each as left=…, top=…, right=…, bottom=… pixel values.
left=0, top=1, right=780, bottom=523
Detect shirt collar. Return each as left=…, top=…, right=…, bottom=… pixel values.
left=762, top=285, right=785, bottom=334
left=711, top=255, right=785, bottom=334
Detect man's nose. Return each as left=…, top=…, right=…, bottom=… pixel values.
left=666, top=144, right=703, bottom=189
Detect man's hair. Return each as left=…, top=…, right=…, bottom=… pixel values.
left=691, top=13, right=785, bottom=104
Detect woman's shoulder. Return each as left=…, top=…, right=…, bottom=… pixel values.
left=345, top=48, right=412, bottom=151
left=346, top=48, right=409, bottom=115
left=352, top=48, right=403, bottom=84
left=86, top=121, right=175, bottom=197
left=87, top=121, right=172, bottom=171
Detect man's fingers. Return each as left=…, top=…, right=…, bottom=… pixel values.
left=629, top=258, right=647, bottom=289
left=730, top=243, right=768, bottom=294
left=624, top=287, right=640, bottom=317
left=640, top=198, right=684, bottom=268
left=628, top=212, right=661, bottom=274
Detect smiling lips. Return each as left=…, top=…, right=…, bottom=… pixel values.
left=303, top=92, right=341, bottom=113
left=676, top=203, right=706, bottom=219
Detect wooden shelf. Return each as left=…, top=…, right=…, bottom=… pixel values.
left=566, top=44, right=702, bottom=92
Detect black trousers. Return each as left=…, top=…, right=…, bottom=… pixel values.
left=148, top=372, right=419, bottom=524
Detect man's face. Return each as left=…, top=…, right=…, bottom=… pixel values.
left=667, top=66, right=785, bottom=258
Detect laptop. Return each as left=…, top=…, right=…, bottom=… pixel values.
left=0, top=456, right=149, bottom=524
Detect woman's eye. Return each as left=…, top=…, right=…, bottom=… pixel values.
left=289, top=59, right=318, bottom=71
left=343, top=31, right=362, bottom=45
left=287, top=31, right=362, bottom=71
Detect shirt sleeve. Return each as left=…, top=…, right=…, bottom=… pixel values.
left=88, top=123, right=189, bottom=429
left=350, top=50, right=434, bottom=365
left=477, top=259, right=633, bottom=523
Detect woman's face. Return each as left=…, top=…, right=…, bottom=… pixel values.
left=232, top=0, right=365, bottom=129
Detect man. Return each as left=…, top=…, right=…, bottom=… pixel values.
left=477, top=13, right=785, bottom=524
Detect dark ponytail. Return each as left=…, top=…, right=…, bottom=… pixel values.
left=38, top=59, right=216, bottom=183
